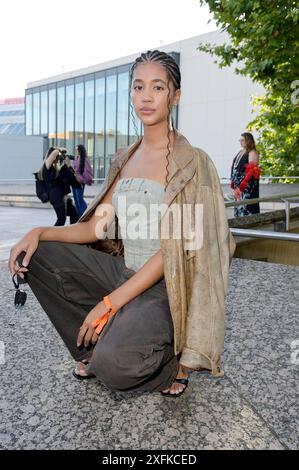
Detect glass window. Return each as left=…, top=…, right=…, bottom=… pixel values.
left=48, top=88, right=56, bottom=142
left=105, top=74, right=117, bottom=176
left=95, top=77, right=105, bottom=180
left=33, top=92, right=40, bottom=135
left=84, top=79, right=94, bottom=159
left=25, top=93, right=33, bottom=135
left=40, top=90, right=48, bottom=135
left=65, top=84, right=74, bottom=153
left=57, top=86, right=65, bottom=147
left=17, top=123, right=25, bottom=136
left=117, top=72, right=129, bottom=149
left=75, top=81, right=84, bottom=146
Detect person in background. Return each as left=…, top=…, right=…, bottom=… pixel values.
left=72, top=144, right=93, bottom=217
left=40, top=147, right=79, bottom=226
left=230, top=132, right=261, bottom=217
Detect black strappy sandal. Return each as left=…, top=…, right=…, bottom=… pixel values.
left=160, top=378, right=189, bottom=397
left=72, top=359, right=96, bottom=381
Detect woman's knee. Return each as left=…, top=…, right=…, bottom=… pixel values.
left=23, top=240, right=60, bottom=270
left=34, top=240, right=69, bottom=260
left=90, top=341, right=158, bottom=391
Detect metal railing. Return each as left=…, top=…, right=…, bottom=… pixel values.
left=225, top=192, right=299, bottom=231
left=230, top=227, right=299, bottom=242
left=221, top=176, right=299, bottom=183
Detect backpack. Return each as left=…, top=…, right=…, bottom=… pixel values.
left=33, top=166, right=49, bottom=203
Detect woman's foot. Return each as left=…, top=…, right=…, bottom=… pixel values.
left=161, top=365, right=189, bottom=395
left=74, top=355, right=93, bottom=378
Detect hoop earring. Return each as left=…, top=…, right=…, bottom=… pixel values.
left=169, top=113, right=173, bottom=132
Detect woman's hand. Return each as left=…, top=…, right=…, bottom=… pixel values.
left=234, top=187, right=243, bottom=201
left=57, top=147, right=67, bottom=154
left=8, top=227, right=43, bottom=278
left=77, top=300, right=115, bottom=349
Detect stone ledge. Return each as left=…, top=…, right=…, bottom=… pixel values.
left=229, top=206, right=299, bottom=228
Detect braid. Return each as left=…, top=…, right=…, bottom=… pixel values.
left=129, top=50, right=181, bottom=190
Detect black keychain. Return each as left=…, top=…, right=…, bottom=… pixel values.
left=12, top=267, right=27, bottom=309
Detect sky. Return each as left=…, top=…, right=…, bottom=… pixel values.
left=0, top=0, right=217, bottom=99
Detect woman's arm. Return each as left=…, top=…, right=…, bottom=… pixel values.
left=97, top=171, right=165, bottom=308
left=76, top=249, right=165, bottom=348
left=238, top=150, right=261, bottom=192
left=9, top=177, right=118, bottom=276
left=249, top=149, right=259, bottom=164
left=109, top=250, right=164, bottom=311
left=44, top=148, right=60, bottom=170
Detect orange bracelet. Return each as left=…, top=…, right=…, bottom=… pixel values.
left=91, top=295, right=117, bottom=335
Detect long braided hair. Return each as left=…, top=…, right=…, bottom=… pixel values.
left=129, top=50, right=181, bottom=190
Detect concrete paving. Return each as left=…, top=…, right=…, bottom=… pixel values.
left=0, top=207, right=61, bottom=263
left=0, top=206, right=298, bottom=450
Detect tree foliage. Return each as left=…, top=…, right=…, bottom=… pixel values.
left=197, top=0, right=299, bottom=179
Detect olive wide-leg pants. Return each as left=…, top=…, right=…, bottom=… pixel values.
left=16, top=240, right=180, bottom=393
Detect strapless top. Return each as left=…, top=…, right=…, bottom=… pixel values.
left=112, top=177, right=165, bottom=272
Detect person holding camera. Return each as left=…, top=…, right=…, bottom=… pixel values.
left=41, top=147, right=79, bottom=226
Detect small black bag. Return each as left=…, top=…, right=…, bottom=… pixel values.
left=33, top=169, right=49, bottom=203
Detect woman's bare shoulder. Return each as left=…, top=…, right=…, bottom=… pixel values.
left=248, top=149, right=259, bottom=162
left=249, top=148, right=259, bottom=156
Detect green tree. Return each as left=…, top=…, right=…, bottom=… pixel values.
left=197, top=0, right=299, bottom=180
